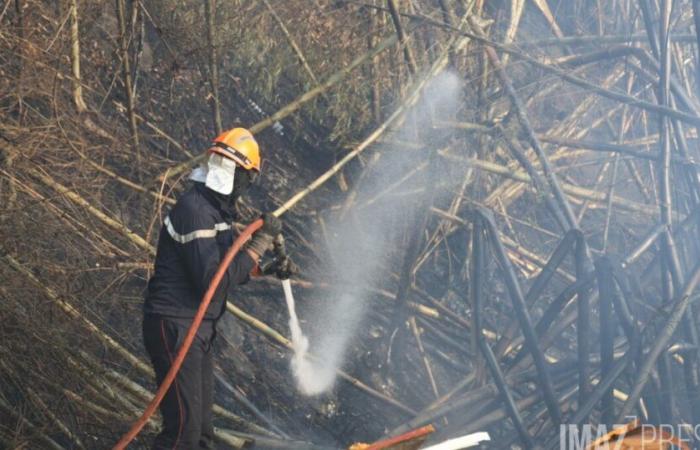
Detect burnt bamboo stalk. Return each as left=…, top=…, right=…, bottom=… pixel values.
left=602, top=155, right=620, bottom=250
left=0, top=169, right=127, bottom=257
left=501, top=0, right=525, bottom=67
left=595, top=257, right=616, bottom=426
left=69, top=0, right=86, bottom=112
left=62, top=355, right=146, bottom=420
left=115, top=0, right=140, bottom=167
left=639, top=0, right=661, bottom=58
left=617, top=262, right=700, bottom=421
left=575, top=232, right=591, bottom=405
left=682, top=310, right=700, bottom=425
left=609, top=264, right=639, bottom=342
left=659, top=0, right=674, bottom=232
left=494, top=229, right=576, bottom=358
left=470, top=215, right=486, bottom=381
left=575, top=158, right=611, bottom=223
left=657, top=352, right=675, bottom=422
left=513, top=206, right=697, bottom=375
left=625, top=157, right=653, bottom=204
left=457, top=379, right=577, bottom=438
left=470, top=216, right=533, bottom=448
left=468, top=18, right=577, bottom=231
left=476, top=207, right=562, bottom=426
left=657, top=0, right=682, bottom=422
left=633, top=208, right=700, bottom=292
left=111, top=99, right=194, bottom=157
left=204, top=0, right=222, bottom=134
left=544, top=338, right=640, bottom=449
left=69, top=147, right=175, bottom=205
left=669, top=102, right=700, bottom=206
left=389, top=367, right=539, bottom=437
left=501, top=135, right=568, bottom=231
left=479, top=338, right=535, bottom=449
left=386, top=0, right=417, bottom=76
left=531, top=0, right=564, bottom=38
left=508, top=271, right=595, bottom=375
left=623, top=223, right=667, bottom=267
left=431, top=207, right=594, bottom=373
left=522, top=230, right=577, bottom=303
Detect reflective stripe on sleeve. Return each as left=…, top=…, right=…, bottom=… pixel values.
left=164, top=216, right=231, bottom=244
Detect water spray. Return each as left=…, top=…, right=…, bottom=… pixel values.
left=271, top=235, right=328, bottom=395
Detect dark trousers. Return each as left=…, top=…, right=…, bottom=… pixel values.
left=143, top=315, right=216, bottom=450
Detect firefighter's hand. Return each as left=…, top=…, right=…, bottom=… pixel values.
left=246, top=214, right=282, bottom=258
left=259, top=213, right=282, bottom=237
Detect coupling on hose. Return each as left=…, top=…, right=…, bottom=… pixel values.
left=260, top=234, right=299, bottom=280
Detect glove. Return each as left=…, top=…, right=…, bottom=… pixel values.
left=245, top=213, right=282, bottom=257
left=261, top=255, right=299, bottom=280
left=259, top=213, right=282, bottom=236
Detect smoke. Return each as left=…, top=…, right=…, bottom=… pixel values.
left=289, top=71, right=463, bottom=395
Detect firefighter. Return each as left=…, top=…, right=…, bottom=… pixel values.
left=143, top=128, right=294, bottom=449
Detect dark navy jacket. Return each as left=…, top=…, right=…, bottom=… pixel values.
left=144, top=182, right=255, bottom=320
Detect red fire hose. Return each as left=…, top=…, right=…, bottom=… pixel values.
left=112, top=218, right=263, bottom=449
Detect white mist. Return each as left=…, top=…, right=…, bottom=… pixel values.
left=287, top=71, right=463, bottom=396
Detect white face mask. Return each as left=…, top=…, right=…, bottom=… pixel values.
left=204, top=153, right=237, bottom=195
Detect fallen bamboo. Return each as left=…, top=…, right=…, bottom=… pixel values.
left=25, top=167, right=155, bottom=254
left=2, top=253, right=274, bottom=435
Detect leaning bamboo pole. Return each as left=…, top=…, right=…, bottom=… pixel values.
left=115, top=0, right=140, bottom=167
left=69, top=0, right=86, bottom=112
left=157, top=28, right=407, bottom=183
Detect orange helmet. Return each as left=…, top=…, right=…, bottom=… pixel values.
left=210, top=128, right=261, bottom=172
